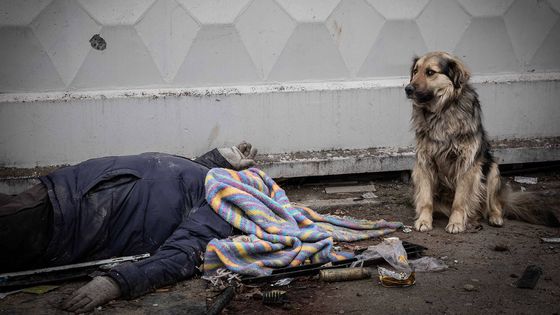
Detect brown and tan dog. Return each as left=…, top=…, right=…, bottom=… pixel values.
left=405, top=51, right=558, bottom=233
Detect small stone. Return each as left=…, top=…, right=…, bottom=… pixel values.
left=493, top=244, right=509, bottom=252
left=463, top=284, right=476, bottom=292
left=339, top=310, right=345, bottom=314
left=361, top=192, right=378, bottom=199
left=282, top=303, right=293, bottom=310
left=471, top=278, right=480, bottom=283
left=152, top=304, right=159, bottom=307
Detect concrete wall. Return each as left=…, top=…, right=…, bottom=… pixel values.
left=1, top=0, right=560, bottom=177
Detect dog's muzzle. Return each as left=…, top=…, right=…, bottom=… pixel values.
left=405, top=84, right=415, bottom=98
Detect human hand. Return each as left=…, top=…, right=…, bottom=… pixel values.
left=61, top=276, right=121, bottom=313
left=218, top=141, right=258, bottom=170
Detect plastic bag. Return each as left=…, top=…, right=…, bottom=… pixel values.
left=409, top=256, right=448, bottom=272
left=355, top=237, right=412, bottom=274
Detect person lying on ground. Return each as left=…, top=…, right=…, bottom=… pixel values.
left=0, top=142, right=257, bottom=313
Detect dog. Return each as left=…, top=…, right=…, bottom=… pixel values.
left=405, top=51, right=558, bottom=233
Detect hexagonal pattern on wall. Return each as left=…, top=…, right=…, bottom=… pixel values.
left=236, top=0, right=296, bottom=79
left=504, top=0, right=558, bottom=65
left=78, top=0, right=156, bottom=25
left=30, top=0, right=102, bottom=86
left=417, top=0, right=471, bottom=52
left=0, top=0, right=559, bottom=92
left=135, top=0, right=199, bottom=82
left=457, top=0, right=514, bottom=17
left=0, top=0, right=53, bottom=26
left=326, top=0, right=385, bottom=75
left=176, top=0, right=252, bottom=24
left=276, top=0, right=341, bottom=23
left=367, top=0, right=430, bottom=20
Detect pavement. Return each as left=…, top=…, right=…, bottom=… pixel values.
left=1, top=164, right=559, bottom=314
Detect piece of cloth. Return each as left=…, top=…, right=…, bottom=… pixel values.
left=32, top=150, right=234, bottom=298
left=0, top=184, right=53, bottom=271
left=203, top=168, right=403, bottom=277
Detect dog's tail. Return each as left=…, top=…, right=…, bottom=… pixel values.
left=500, top=187, right=560, bottom=227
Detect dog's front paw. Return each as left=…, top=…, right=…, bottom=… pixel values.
left=445, top=222, right=466, bottom=234
left=488, top=215, right=504, bottom=227
left=414, top=219, right=433, bottom=232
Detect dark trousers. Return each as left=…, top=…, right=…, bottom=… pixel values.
left=0, top=184, right=53, bottom=272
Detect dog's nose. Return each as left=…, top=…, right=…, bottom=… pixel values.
left=405, top=84, right=415, bottom=96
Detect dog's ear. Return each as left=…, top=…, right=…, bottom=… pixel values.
left=410, top=56, right=419, bottom=81
left=444, top=58, right=470, bottom=89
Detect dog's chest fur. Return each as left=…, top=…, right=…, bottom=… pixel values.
left=412, top=88, right=483, bottom=182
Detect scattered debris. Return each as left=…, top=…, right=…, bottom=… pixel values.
left=20, top=285, right=59, bottom=295
left=493, top=244, right=509, bottom=252
left=354, top=238, right=416, bottom=287
left=409, top=257, right=448, bottom=272
left=207, top=287, right=235, bottom=315
left=0, top=286, right=58, bottom=299
left=378, top=267, right=416, bottom=287
left=262, top=290, right=287, bottom=305
left=468, top=224, right=483, bottom=233
left=155, top=288, right=170, bottom=293
left=354, top=238, right=411, bottom=270
left=400, top=171, right=411, bottom=184
left=272, top=278, right=293, bottom=286
left=0, top=289, right=22, bottom=299
left=361, top=192, right=378, bottom=199
left=202, top=268, right=242, bottom=289
left=322, top=180, right=359, bottom=187
left=541, top=237, right=560, bottom=243
left=242, top=241, right=426, bottom=285
left=463, top=284, right=477, bottom=292
left=402, top=226, right=413, bottom=234
left=325, top=184, right=376, bottom=194
left=514, top=176, right=538, bottom=185
left=319, top=267, right=370, bottom=282
left=516, top=265, right=543, bottom=289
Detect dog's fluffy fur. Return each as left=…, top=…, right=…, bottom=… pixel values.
left=405, top=51, right=558, bottom=233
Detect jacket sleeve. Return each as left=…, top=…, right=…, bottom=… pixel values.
left=192, top=148, right=234, bottom=169
left=106, top=202, right=233, bottom=299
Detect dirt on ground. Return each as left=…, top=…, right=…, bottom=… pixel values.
left=1, top=165, right=559, bottom=314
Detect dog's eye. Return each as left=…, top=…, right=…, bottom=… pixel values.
left=413, top=69, right=418, bottom=75
left=426, top=70, right=435, bottom=76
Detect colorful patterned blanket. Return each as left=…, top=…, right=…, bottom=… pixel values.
left=203, top=168, right=403, bottom=277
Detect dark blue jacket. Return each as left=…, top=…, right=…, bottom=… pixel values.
left=40, top=150, right=234, bottom=298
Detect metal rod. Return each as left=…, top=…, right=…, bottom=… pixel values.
left=0, top=253, right=150, bottom=279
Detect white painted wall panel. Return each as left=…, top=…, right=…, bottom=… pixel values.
left=0, top=0, right=559, bottom=174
